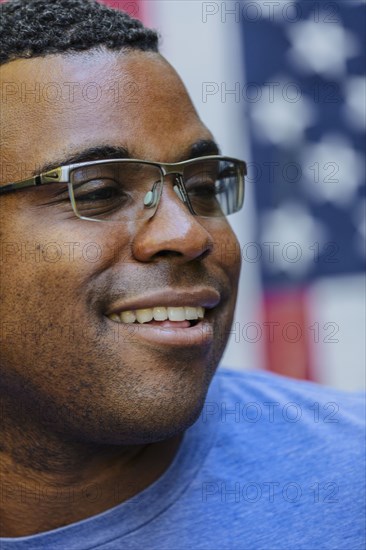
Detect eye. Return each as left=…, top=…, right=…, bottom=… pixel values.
left=189, top=184, right=217, bottom=197
left=185, top=172, right=215, bottom=190
left=72, top=178, right=126, bottom=201
left=71, top=179, right=132, bottom=219
left=75, top=185, right=121, bottom=202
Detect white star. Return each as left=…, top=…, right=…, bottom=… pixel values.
left=286, top=19, right=359, bottom=78
left=343, top=76, right=366, bottom=133
left=301, top=134, right=364, bottom=206
left=249, top=75, right=315, bottom=146
left=260, top=202, right=327, bottom=278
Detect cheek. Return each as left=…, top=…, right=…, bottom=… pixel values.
left=209, top=220, right=242, bottom=280
left=0, top=208, right=131, bottom=323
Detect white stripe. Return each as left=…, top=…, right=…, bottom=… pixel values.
left=307, top=274, right=366, bottom=391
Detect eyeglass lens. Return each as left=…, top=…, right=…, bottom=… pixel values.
left=69, top=159, right=243, bottom=221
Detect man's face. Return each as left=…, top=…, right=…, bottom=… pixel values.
left=0, top=50, right=241, bottom=445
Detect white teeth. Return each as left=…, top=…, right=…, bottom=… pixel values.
left=197, top=306, right=205, bottom=319
left=153, top=307, right=168, bottom=321
left=135, top=309, right=154, bottom=324
left=167, top=307, right=186, bottom=321
left=184, top=306, right=198, bottom=320
left=109, top=313, right=120, bottom=322
left=120, top=310, right=136, bottom=323
left=107, top=306, right=206, bottom=324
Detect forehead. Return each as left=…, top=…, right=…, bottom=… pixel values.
left=0, top=49, right=213, bottom=168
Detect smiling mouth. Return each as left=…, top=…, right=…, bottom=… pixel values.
left=107, top=306, right=205, bottom=328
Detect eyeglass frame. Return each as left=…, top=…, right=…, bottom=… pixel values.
left=0, top=155, right=247, bottom=222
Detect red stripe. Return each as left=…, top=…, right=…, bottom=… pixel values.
left=99, top=0, right=144, bottom=22
left=262, top=289, right=312, bottom=380
left=0, top=1, right=146, bottom=21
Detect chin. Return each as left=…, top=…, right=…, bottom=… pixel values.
left=68, top=385, right=208, bottom=447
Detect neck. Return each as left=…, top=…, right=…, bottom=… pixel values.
left=0, top=415, right=183, bottom=537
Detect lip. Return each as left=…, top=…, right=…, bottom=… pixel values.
left=105, top=287, right=221, bottom=316
left=105, top=317, right=214, bottom=347
left=104, top=287, right=219, bottom=347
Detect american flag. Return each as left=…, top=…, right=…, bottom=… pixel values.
left=236, top=0, right=365, bottom=387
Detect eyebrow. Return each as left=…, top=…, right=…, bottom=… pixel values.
left=186, top=139, right=221, bottom=159
left=35, top=145, right=130, bottom=175
left=35, top=139, right=221, bottom=176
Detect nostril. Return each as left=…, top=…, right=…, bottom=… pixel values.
left=154, top=250, right=183, bottom=258
left=152, top=248, right=210, bottom=261
left=199, top=249, right=211, bottom=261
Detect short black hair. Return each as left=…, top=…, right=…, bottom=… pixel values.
left=0, top=0, right=159, bottom=65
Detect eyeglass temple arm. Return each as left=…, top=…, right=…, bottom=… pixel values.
left=0, top=167, right=67, bottom=195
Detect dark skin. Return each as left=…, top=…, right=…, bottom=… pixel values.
left=0, top=49, right=241, bottom=537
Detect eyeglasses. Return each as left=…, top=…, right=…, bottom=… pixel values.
left=0, top=155, right=246, bottom=222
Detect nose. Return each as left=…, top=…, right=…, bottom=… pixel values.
left=132, top=176, right=214, bottom=263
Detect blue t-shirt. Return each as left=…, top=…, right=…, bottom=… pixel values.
left=1, top=368, right=365, bottom=550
